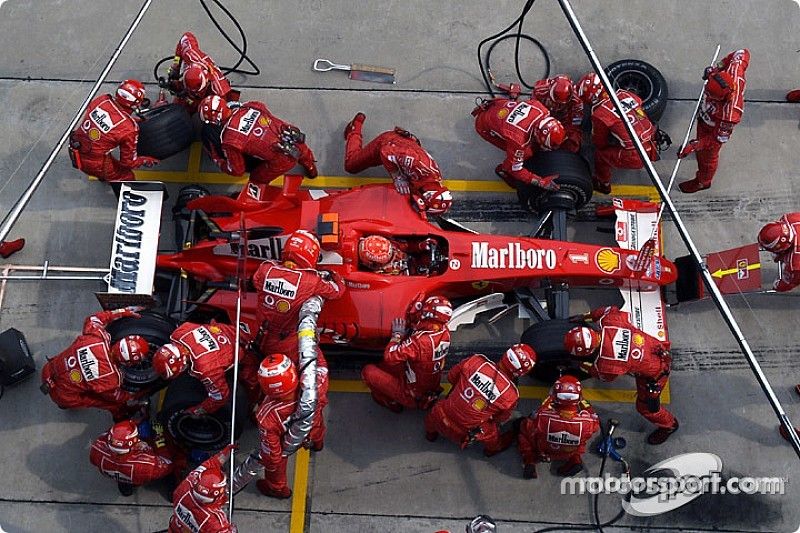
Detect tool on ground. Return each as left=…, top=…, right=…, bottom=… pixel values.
left=313, top=59, right=396, bottom=84
left=631, top=45, right=721, bottom=273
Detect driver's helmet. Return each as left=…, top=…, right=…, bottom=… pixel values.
left=358, top=235, right=396, bottom=271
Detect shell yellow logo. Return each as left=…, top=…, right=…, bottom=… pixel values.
left=276, top=300, right=291, bottom=313
left=472, top=398, right=486, bottom=411
left=595, top=248, right=621, bottom=274
left=498, top=108, right=509, bottom=119
left=88, top=128, right=101, bottom=141
left=633, top=333, right=645, bottom=347
left=69, top=369, right=82, bottom=383
left=209, top=325, right=221, bottom=334
left=636, top=109, right=645, bottom=118
left=258, top=116, right=270, bottom=127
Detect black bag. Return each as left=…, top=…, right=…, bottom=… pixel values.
left=0, top=328, right=35, bottom=387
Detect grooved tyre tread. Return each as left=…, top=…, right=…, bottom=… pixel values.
left=138, top=104, right=194, bottom=160
left=520, top=318, right=575, bottom=382
left=605, top=59, right=669, bottom=122
left=522, top=150, right=593, bottom=212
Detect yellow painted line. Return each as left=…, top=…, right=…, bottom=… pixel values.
left=328, top=378, right=670, bottom=405
left=289, top=448, right=311, bottom=533
left=187, top=141, right=203, bottom=175
left=156, top=388, right=167, bottom=411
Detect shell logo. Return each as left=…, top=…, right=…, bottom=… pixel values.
left=258, top=116, right=270, bottom=126
left=633, top=333, right=645, bottom=347
left=69, top=369, right=82, bottom=383
left=88, top=128, right=101, bottom=141
left=595, top=248, right=621, bottom=274
left=276, top=300, right=291, bottom=313
left=498, top=108, right=509, bottom=119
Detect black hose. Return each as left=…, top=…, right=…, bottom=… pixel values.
left=476, top=0, right=550, bottom=97
left=485, top=34, right=550, bottom=92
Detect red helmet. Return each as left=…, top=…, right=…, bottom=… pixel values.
left=499, top=343, right=536, bottom=378
left=192, top=466, right=227, bottom=505
left=419, top=296, right=453, bottom=324
left=183, top=63, right=210, bottom=94
left=107, top=420, right=139, bottom=454
left=534, top=116, right=566, bottom=150
left=706, top=71, right=734, bottom=100
left=282, top=229, right=321, bottom=269
left=152, top=343, right=189, bottom=379
left=564, top=326, right=601, bottom=357
left=257, top=353, right=299, bottom=399
left=551, top=375, right=582, bottom=411
left=758, top=220, right=794, bottom=253
left=111, top=335, right=149, bottom=367
left=577, top=72, right=604, bottom=104
left=549, top=76, right=574, bottom=105
left=198, top=95, right=232, bottom=125
left=358, top=235, right=395, bottom=270
left=115, top=79, right=146, bottom=110
left=416, top=184, right=453, bottom=215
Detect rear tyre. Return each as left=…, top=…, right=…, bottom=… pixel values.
left=159, top=373, right=246, bottom=452
left=138, top=104, right=194, bottom=160
left=520, top=318, right=576, bottom=382
left=605, top=59, right=669, bottom=122
left=521, top=150, right=593, bottom=212
left=105, top=311, right=178, bottom=393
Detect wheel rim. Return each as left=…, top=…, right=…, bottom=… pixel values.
left=611, top=69, right=654, bottom=101
left=173, top=413, right=226, bottom=447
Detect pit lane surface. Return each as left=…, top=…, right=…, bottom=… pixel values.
left=0, top=1, right=799, bottom=531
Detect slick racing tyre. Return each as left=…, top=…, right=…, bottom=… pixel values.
left=605, top=59, right=669, bottom=122
left=159, top=373, right=246, bottom=452
left=520, top=318, right=576, bottom=382
left=138, top=104, right=194, bottom=160
left=520, top=150, right=593, bottom=212
left=106, top=311, right=178, bottom=393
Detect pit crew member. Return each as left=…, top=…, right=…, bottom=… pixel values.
left=362, top=295, right=452, bottom=412
left=471, top=93, right=565, bottom=191
left=199, top=95, right=318, bottom=188
left=40, top=307, right=149, bottom=421
left=89, top=420, right=173, bottom=496
left=254, top=353, right=326, bottom=498
left=565, top=305, right=678, bottom=444
left=242, top=229, right=343, bottom=436
left=357, top=235, right=439, bottom=275
left=758, top=212, right=800, bottom=292
left=152, top=320, right=243, bottom=415
left=424, top=344, right=536, bottom=456
left=517, top=375, right=600, bottom=478
left=678, top=49, right=750, bottom=193
left=532, top=75, right=584, bottom=152
left=169, top=444, right=237, bottom=533
left=577, top=72, right=657, bottom=195
left=68, top=80, right=158, bottom=184
left=343, top=113, right=452, bottom=218
left=164, top=31, right=237, bottom=112
left=0, top=238, right=24, bottom=259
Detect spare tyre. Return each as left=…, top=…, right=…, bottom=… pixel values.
left=605, top=59, right=668, bottom=122
left=159, top=372, right=247, bottom=452
left=520, top=150, right=593, bottom=212
left=520, top=318, right=577, bottom=382
left=105, top=311, right=178, bottom=393
left=138, top=104, right=195, bottom=160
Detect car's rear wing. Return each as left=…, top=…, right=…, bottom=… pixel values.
left=95, top=181, right=165, bottom=310
left=611, top=198, right=669, bottom=342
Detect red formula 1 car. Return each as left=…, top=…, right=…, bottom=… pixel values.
left=153, top=176, right=676, bottom=355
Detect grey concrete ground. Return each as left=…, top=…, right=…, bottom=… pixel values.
left=0, top=0, right=799, bottom=532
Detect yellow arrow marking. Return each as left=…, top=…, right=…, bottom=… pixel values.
left=711, top=262, right=761, bottom=279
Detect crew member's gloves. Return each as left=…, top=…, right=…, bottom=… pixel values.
left=702, top=66, right=716, bottom=81
left=185, top=405, right=207, bottom=417
left=678, top=140, right=699, bottom=159
left=394, top=177, right=411, bottom=195
left=135, top=156, right=160, bottom=168
left=579, top=361, right=594, bottom=374
left=390, top=317, right=407, bottom=342
left=111, top=306, right=145, bottom=319
left=304, top=161, right=318, bottom=179
left=533, top=174, right=561, bottom=192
